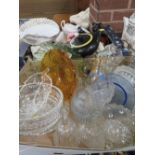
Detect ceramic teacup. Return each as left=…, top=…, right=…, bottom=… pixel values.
left=61, top=20, right=78, bottom=34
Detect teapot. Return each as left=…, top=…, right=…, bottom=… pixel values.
left=70, top=23, right=104, bottom=57
left=70, top=23, right=129, bottom=57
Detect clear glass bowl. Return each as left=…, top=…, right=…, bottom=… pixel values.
left=19, top=83, right=52, bottom=119
left=89, top=80, right=115, bottom=110
left=54, top=108, right=79, bottom=147
left=24, top=72, right=52, bottom=85
left=19, top=84, right=63, bottom=136
left=19, top=115, right=60, bottom=136
left=76, top=119, right=106, bottom=148
left=103, top=119, right=133, bottom=147
left=71, top=86, right=95, bottom=121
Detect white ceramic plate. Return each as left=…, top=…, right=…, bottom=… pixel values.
left=19, top=18, right=60, bottom=45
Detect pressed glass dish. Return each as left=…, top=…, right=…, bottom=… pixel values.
left=19, top=83, right=52, bottom=119
left=71, top=80, right=115, bottom=121
left=19, top=84, right=63, bottom=136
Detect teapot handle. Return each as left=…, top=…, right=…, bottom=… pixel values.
left=61, top=20, right=66, bottom=29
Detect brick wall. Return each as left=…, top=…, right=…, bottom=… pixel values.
left=77, top=0, right=89, bottom=11
left=89, top=0, right=135, bottom=33
left=20, top=0, right=79, bottom=19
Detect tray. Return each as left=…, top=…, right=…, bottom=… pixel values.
left=19, top=56, right=135, bottom=152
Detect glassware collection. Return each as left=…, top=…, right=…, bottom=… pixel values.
left=19, top=16, right=135, bottom=150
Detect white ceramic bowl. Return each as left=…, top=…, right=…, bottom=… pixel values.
left=19, top=18, right=60, bottom=45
